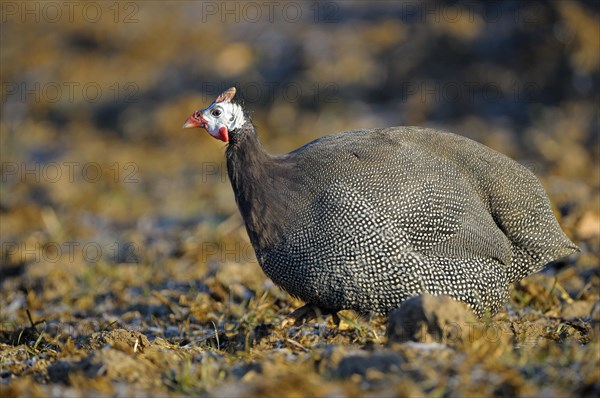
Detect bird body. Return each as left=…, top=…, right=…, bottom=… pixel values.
left=184, top=87, right=578, bottom=317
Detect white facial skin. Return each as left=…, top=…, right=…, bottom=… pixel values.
left=184, top=98, right=246, bottom=143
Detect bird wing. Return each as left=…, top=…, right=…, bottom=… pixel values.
left=297, top=130, right=514, bottom=266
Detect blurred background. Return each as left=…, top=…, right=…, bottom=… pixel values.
left=1, top=1, right=598, bottom=320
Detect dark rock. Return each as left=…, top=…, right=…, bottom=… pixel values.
left=46, top=361, right=73, bottom=384
left=335, top=352, right=405, bottom=378
left=47, top=357, right=103, bottom=385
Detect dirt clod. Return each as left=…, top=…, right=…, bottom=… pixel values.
left=387, top=294, right=480, bottom=345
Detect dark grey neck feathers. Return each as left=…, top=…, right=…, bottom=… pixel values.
left=226, top=121, right=289, bottom=251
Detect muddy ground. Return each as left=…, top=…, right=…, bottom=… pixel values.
left=1, top=2, right=599, bottom=397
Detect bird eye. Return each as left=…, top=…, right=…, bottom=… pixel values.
left=211, top=109, right=222, bottom=117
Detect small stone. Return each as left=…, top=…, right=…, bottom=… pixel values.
left=335, top=352, right=405, bottom=378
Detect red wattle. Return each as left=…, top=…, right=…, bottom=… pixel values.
left=218, top=126, right=229, bottom=142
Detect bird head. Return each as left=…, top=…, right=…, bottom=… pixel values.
left=183, top=87, right=246, bottom=142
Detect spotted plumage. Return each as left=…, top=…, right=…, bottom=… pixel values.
left=184, top=87, right=578, bottom=317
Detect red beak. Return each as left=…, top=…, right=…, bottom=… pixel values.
left=183, top=113, right=206, bottom=129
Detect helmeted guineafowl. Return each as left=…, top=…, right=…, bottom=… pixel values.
left=183, top=87, right=578, bottom=319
